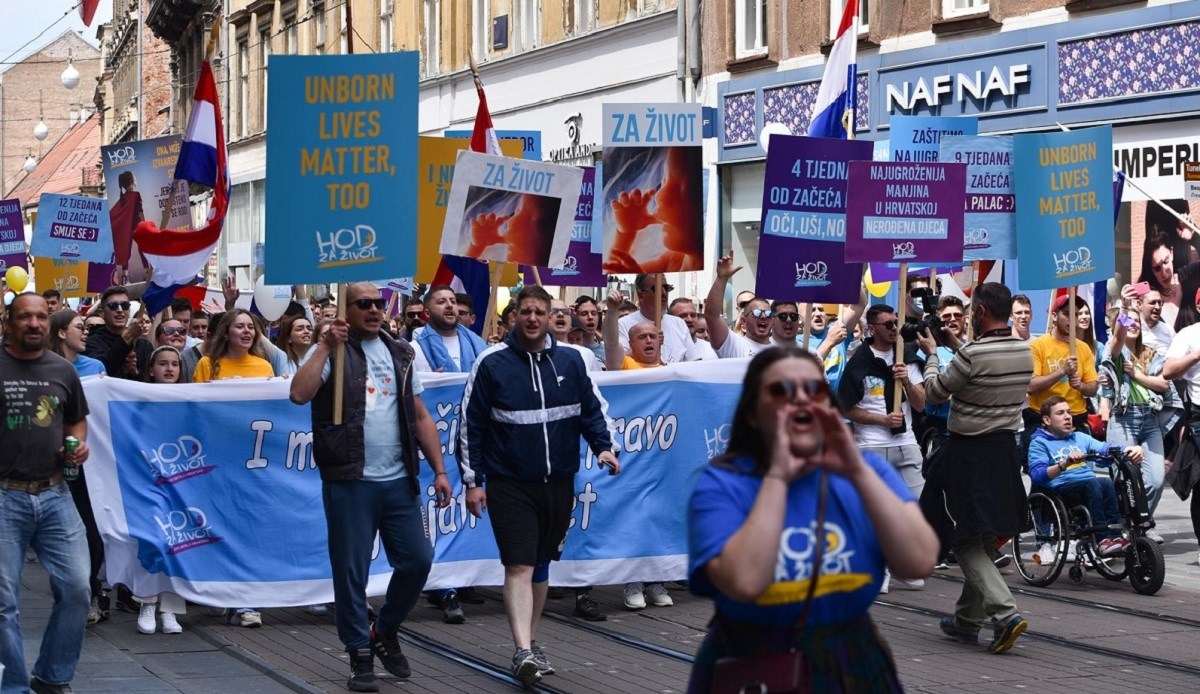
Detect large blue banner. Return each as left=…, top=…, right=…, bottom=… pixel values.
left=264, top=53, right=419, bottom=285
left=84, top=363, right=745, bottom=607
left=1013, top=126, right=1114, bottom=289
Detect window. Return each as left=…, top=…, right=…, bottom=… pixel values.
left=314, top=1, right=326, bottom=52
left=284, top=16, right=298, bottom=54
left=569, top=0, right=595, bottom=36
left=515, top=0, right=539, bottom=51
left=380, top=0, right=394, bottom=52
left=260, top=29, right=270, bottom=127
left=472, top=0, right=489, bottom=60
left=829, top=0, right=869, bottom=39
left=423, top=0, right=440, bottom=77
left=943, top=0, right=988, bottom=18
left=237, top=38, right=250, bottom=138
left=734, top=0, right=767, bottom=58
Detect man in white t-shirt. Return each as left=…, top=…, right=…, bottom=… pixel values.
left=1140, top=290, right=1175, bottom=353
left=1164, top=288, right=1200, bottom=405
left=617, top=273, right=706, bottom=363
left=704, top=253, right=775, bottom=359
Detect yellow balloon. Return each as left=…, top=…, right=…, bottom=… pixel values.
left=864, top=266, right=891, bottom=298
left=4, top=265, right=28, bottom=293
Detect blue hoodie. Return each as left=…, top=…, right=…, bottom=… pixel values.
left=1028, top=428, right=1111, bottom=490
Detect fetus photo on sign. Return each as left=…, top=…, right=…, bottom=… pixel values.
left=456, top=186, right=562, bottom=267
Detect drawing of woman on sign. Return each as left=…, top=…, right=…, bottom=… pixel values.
left=603, top=146, right=703, bottom=274
left=109, top=170, right=146, bottom=281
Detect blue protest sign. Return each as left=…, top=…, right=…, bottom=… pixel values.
left=1013, top=126, right=1114, bottom=289
left=265, top=53, right=418, bottom=285
left=889, top=116, right=978, bottom=163
left=939, top=135, right=1016, bottom=260
left=30, top=193, right=113, bottom=263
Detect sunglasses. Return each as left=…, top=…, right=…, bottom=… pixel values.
left=549, top=307, right=571, bottom=316
left=640, top=284, right=675, bottom=293
left=737, top=300, right=751, bottom=309
left=940, top=312, right=963, bottom=320
left=776, top=312, right=800, bottom=323
left=766, top=378, right=830, bottom=403
left=351, top=298, right=386, bottom=310
left=161, top=326, right=187, bottom=336
left=748, top=308, right=774, bottom=319
left=106, top=301, right=132, bottom=311
left=405, top=311, right=424, bottom=319
left=872, top=320, right=899, bottom=330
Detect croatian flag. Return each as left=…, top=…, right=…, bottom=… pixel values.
left=433, top=84, right=500, bottom=336
left=808, top=0, right=859, bottom=139
left=134, top=60, right=228, bottom=316
left=80, top=0, right=102, bottom=26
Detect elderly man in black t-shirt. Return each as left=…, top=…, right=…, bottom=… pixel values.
left=0, top=293, right=91, bottom=694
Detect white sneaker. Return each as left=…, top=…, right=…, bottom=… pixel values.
left=1065, top=540, right=1078, bottom=563
left=305, top=603, right=329, bottom=616
left=623, top=582, right=646, bottom=610
left=1033, top=543, right=1055, bottom=565
left=137, top=603, right=157, bottom=634
left=893, top=578, right=925, bottom=591
left=231, top=610, right=262, bottom=628
left=879, top=571, right=890, bottom=594
left=1146, top=529, right=1164, bottom=544
left=160, top=612, right=183, bottom=634
left=646, top=583, right=673, bottom=607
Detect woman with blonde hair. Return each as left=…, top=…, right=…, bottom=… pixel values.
left=192, top=309, right=273, bottom=383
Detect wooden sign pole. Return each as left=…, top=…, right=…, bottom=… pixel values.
left=332, top=0, right=359, bottom=426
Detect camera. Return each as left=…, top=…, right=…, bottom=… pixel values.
left=899, top=287, right=944, bottom=344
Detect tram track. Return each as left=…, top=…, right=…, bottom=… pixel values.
left=395, top=625, right=573, bottom=694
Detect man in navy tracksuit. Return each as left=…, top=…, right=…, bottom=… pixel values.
left=459, top=285, right=620, bottom=686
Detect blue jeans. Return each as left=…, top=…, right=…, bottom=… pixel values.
left=1107, top=405, right=1166, bottom=514
left=1056, top=478, right=1122, bottom=540
left=1, top=484, right=91, bottom=692
left=323, top=478, right=432, bottom=652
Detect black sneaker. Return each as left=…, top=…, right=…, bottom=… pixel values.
left=989, top=614, right=1028, bottom=654
left=530, top=640, right=555, bottom=675
left=456, top=586, right=486, bottom=604
left=347, top=648, right=379, bottom=692
left=546, top=587, right=566, bottom=599
left=29, top=678, right=72, bottom=694
left=368, top=620, right=411, bottom=678
left=442, top=590, right=466, bottom=625
left=573, top=595, right=606, bottom=622
left=512, top=648, right=542, bottom=686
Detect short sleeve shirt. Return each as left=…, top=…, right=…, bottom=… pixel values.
left=850, top=347, right=923, bottom=447
left=1166, top=323, right=1200, bottom=404
left=0, top=350, right=89, bottom=479
left=715, top=332, right=771, bottom=359
left=688, top=453, right=913, bottom=627
left=1028, top=335, right=1097, bottom=415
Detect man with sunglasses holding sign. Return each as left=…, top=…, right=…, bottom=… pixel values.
left=838, top=304, right=927, bottom=591
left=291, top=282, right=454, bottom=692
left=705, top=253, right=786, bottom=359
left=84, top=285, right=154, bottom=380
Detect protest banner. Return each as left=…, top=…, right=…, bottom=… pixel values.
left=30, top=193, right=113, bottom=264
left=755, top=136, right=872, bottom=303
left=264, top=53, right=418, bottom=285
left=33, top=256, right=88, bottom=297
left=524, top=166, right=606, bottom=287
left=439, top=151, right=582, bottom=268
left=1012, top=126, right=1114, bottom=289
left=888, top=115, right=978, bottom=163
left=600, top=103, right=704, bottom=273
left=590, top=161, right=604, bottom=254
left=0, top=198, right=25, bottom=272
left=445, top=129, right=542, bottom=161
left=82, top=361, right=745, bottom=606
left=845, top=161, right=967, bottom=263
left=939, top=135, right=1016, bottom=261
left=98, top=135, right=190, bottom=283
left=416, top=136, right=524, bottom=283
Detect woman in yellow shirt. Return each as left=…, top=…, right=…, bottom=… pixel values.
left=192, top=309, right=274, bottom=383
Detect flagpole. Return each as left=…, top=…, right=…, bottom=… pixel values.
left=332, top=2, right=358, bottom=425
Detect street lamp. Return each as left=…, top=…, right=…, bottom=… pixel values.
left=33, top=90, right=49, bottom=141
left=23, top=153, right=37, bottom=173
left=61, top=50, right=81, bottom=90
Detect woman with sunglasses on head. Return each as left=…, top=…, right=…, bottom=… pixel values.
left=688, top=347, right=938, bottom=693
left=154, top=318, right=192, bottom=382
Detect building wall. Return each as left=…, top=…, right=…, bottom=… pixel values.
left=99, top=0, right=174, bottom=145
left=0, top=32, right=101, bottom=197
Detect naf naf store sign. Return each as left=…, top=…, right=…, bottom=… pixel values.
left=876, top=45, right=1047, bottom=120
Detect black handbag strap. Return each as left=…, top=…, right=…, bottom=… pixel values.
left=793, top=471, right=829, bottom=631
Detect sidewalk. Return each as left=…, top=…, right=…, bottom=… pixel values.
left=13, top=559, right=313, bottom=693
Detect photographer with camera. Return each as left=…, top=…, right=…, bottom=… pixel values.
left=839, top=305, right=927, bottom=591
left=921, top=297, right=969, bottom=447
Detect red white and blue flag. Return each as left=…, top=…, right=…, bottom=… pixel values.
left=808, top=0, right=859, bottom=139
left=433, top=84, right=500, bottom=335
left=134, top=60, right=228, bottom=316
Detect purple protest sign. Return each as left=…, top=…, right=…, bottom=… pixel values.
left=0, top=198, right=26, bottom=272
left=754, top=137, right=872, bottom=302
left=87, top=262, right=124, bottom=293
left=525, top=167, right=606, bottom=287
left=845, top=162, right=967, bottom=263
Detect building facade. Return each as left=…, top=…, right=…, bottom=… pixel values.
left=0, top=31, right=101, bottom=198
left=704, top=0, right=1200, bottom=299
left=95, top=0, right=175, bottom=146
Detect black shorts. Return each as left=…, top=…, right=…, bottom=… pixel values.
left=486, top=476, right=574, bottom=567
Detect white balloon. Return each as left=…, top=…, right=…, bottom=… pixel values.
left=758, top=122, right=792, bottom=154
left=254, top=276, right=293, bottom=321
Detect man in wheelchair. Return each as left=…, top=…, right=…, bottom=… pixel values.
left=1028, top=396, right=1144, bottom=558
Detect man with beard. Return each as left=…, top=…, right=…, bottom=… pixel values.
left=84, top=285, right=153, bottom=379
left=455, top=293, right=477, bottom=331
left=0, top=293, right=92, bottom=694
left=400, top=299, right=427, bottom=342
left=572, top=297, right=606, bottom=363
left=411, top=286, right=487, bottom=375
left=705, top=253, right=775, bottom=358
left=550, top=299, right=601, bottom=371
left=617, top=273, right=705, bottom=363
left=1010, top=295, right=1033, bottom=341
left=803, top=299, right=867, bottom=392
left=669, top=297, right=718, bottom=359
left=915, top=282, right=1035, bottom=654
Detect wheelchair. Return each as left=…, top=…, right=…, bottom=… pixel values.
left=1012, top=448, right=1165, bottom=595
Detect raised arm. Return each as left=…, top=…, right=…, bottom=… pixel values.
left=705, top=252, right=740, bottom=351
